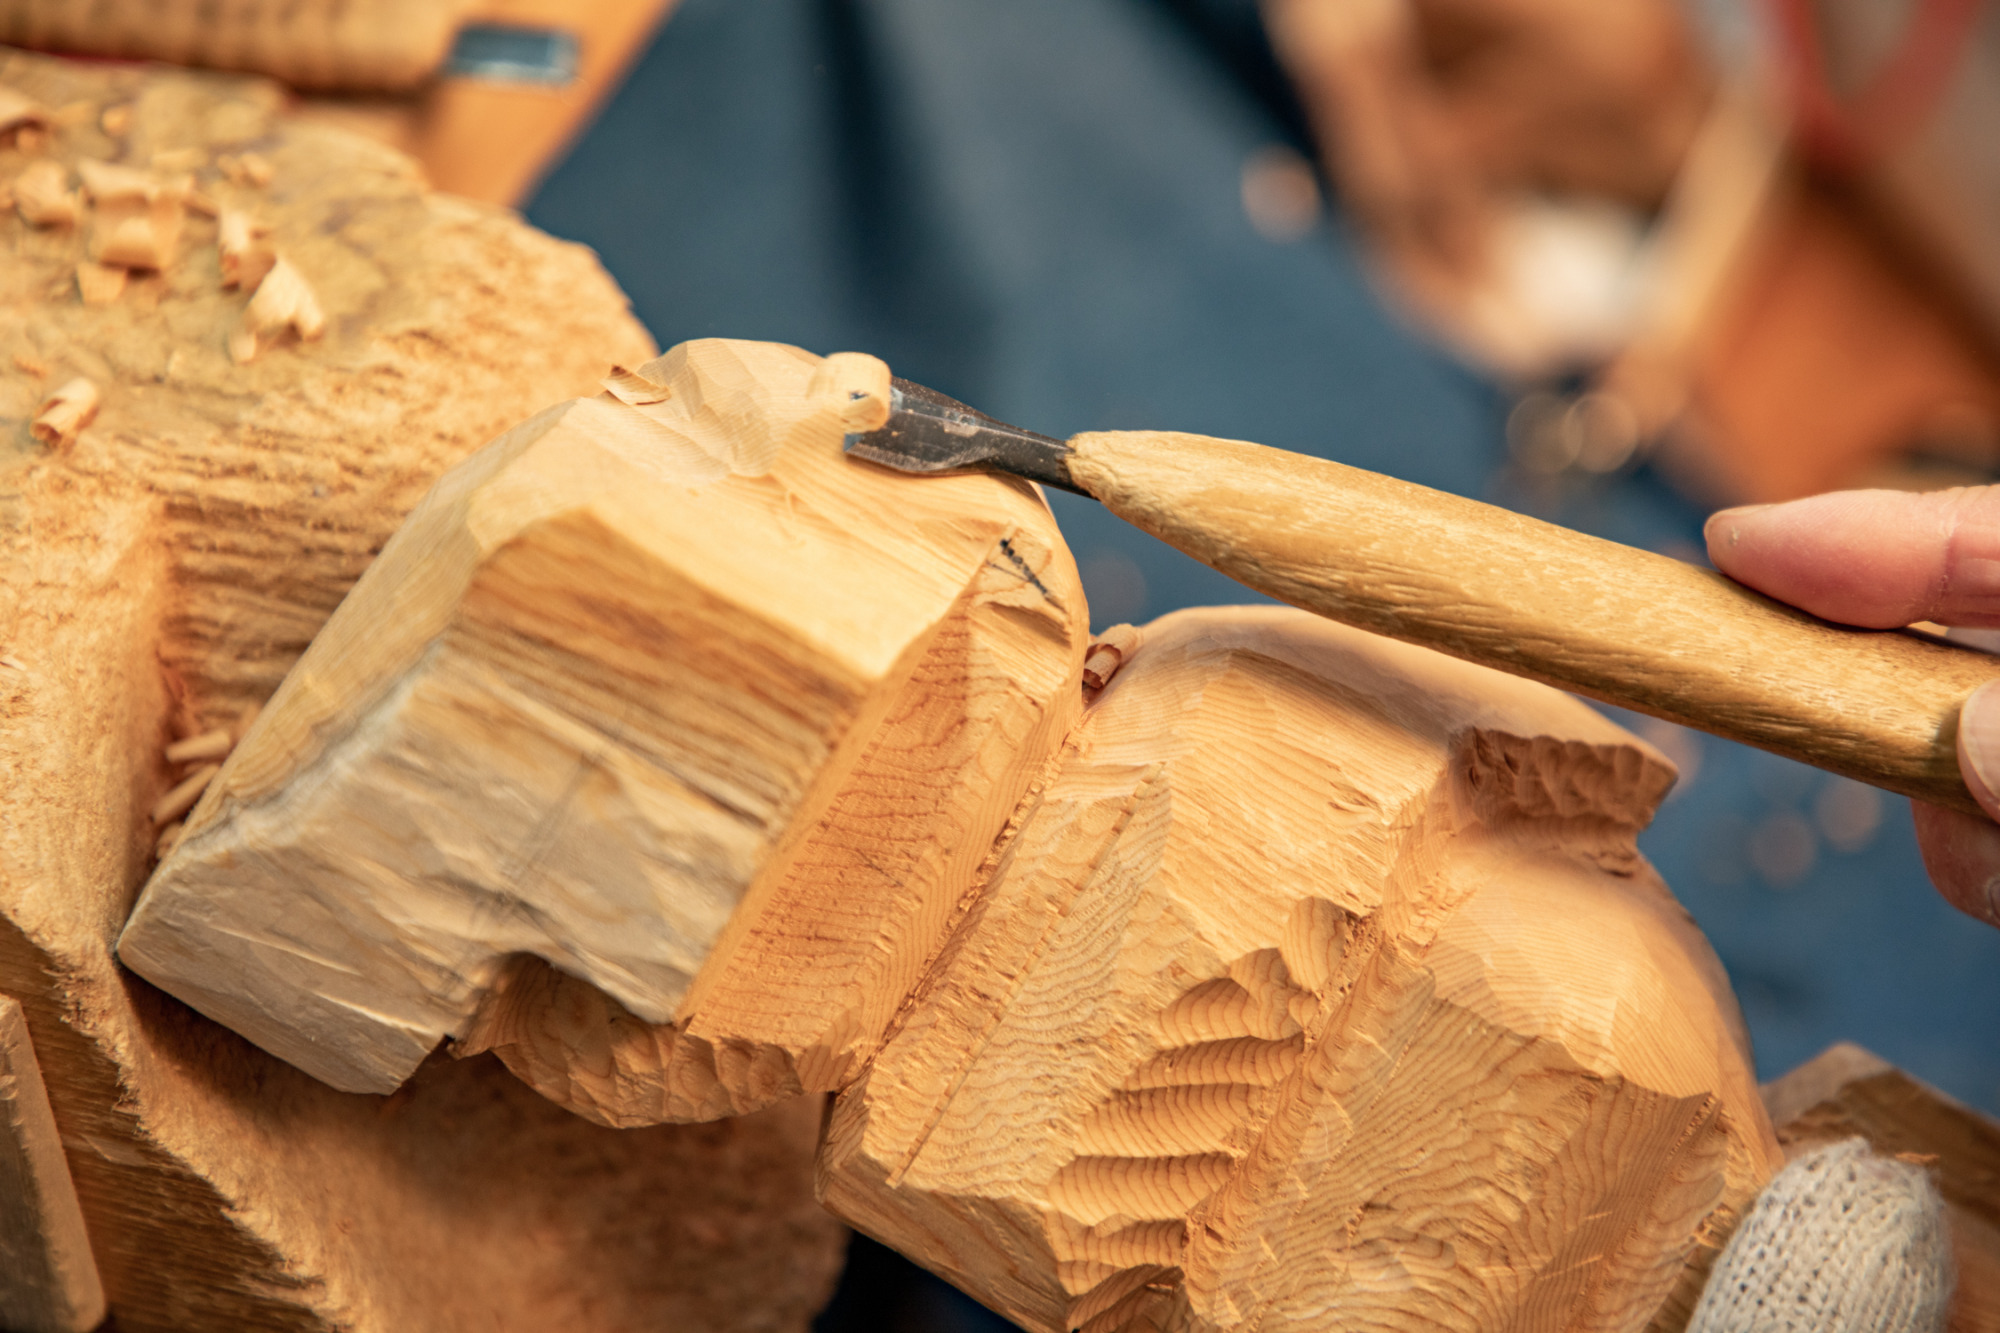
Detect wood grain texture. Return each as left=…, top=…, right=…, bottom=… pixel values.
left=1067, top=430, right=1999, bottom=815
left=1763, top=1043, right=2000, bottom=1333
left=820, top=605, right=1780, bottom=1333
left=0, top=996, right=104, bottom=1333
left=120, top=337, right=1088, bottom=1120
left=1, top=52, right=843, bottom=1333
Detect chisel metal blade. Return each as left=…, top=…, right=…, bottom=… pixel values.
left=843, top=378, right=1090, bottom=496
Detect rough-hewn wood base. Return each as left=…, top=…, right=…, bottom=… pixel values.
left=1, top=50, right=843, bottom=1331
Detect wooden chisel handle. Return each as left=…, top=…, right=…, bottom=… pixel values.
left=1066, top=429, right=1999, bottom=817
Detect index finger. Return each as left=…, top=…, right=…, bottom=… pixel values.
left=1704, top=487, right=2000, bottom=629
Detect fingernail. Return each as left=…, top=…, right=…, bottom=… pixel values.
left=1705, top=504, right=1773, bottom=546
left=1958, top=680, right=2000, bottom=817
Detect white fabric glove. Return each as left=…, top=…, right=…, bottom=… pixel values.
left=1688, top=1137, right=1953, bottom=1333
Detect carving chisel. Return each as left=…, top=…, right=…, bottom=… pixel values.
left=845, top=378, right=1996, bottom=817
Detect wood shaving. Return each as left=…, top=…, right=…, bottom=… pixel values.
left=100, top=104, right=131, bottom=137
left=232, top=701, right=263, bottom=743
left=150, top=762, right=219, bottom=826
left=218, top=152, right=273, bottom=187
left=30, top=377, right=100, bottom=448
left=155, top=820, right=185, bottom=859
left=218, top=210, right=276, bottom=290
left=602, top=364, right=673, bottom=406
left=0, top=85, right=49, bottom=142
left=151, top=147, right=204, bottom=173
left=230, top=256, right=326, bottom=363
left=0, top=655, right=26, bottom=672
left=12, top=353, right=50, bottom=378
left=164, top=728, right=232, bottom=764
left=76, top=261, right=128, bottom=306
left=91, top=196, right=184, bottom=270
left=13, top=160, right=78, bottom=227
left=76, top=158, right=163, bottom=204
left=1081, top=623, right=1143, bottom=691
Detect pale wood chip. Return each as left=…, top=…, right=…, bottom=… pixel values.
left=76, top=261, right=127, bottom=307
left=30, top=378, right=100, bottom=448
left=13, top=160, right=78, bottom=227
left=150, top=763, right=219, bottom=826
left=218, top=209, right=276, bottom=291
left=603, top=365, right=673, bottom=406
left=76, top=158, right=160, bottom=204
left=1081, top=623, right=1143, bottom=691
left=230, top=257, right=326, bottom=363
left=164, top=729, right=232, bottom=765
left=0, top=85, right=49, bottom=138
left=151, top=147, right=204, bottom=173
left=99, top=104, right=131, bottom=137
left=90, top=197, right=184, bottom=270
left=218, top=152, right=273, bottom=187
left=11, top=353, right=50, bottom=378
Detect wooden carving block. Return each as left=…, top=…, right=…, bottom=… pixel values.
left=120, top=338, right=1090, bottom=1119
left=0, top=996, right=105, bottom=1333
left=820, top=607, right=1782, bottom=1333
left=2, top=51, right=843, bottom=1332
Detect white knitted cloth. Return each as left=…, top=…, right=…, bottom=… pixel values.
left=1688, top=1137, right=1953, bottom=1333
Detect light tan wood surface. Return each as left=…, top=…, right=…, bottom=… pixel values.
left=1065, top=429, right=1999, bottom=815
left=0, top=996, right=104, bottom=1333
left=1762, top=1043, right=2000, bottom=1333
left=120, top=336, right=1090, bottom=1117
left=822, top=605, right=1780, bottom=1333
left=1, top=50, right=843, bottom=1332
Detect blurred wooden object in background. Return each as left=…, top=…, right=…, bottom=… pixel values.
left=0, top=0, right=678, bottom=204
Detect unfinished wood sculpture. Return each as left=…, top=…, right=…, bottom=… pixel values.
left=0, top=996, right=104, bottom=1333
left=1, top=50, right=842, bottom=1332
left=1763, top=1044, right=2000, bottom=1333
left=823, top=607, right=1781, bottom=1333
left=121, top=336, right=1091, bottom=1119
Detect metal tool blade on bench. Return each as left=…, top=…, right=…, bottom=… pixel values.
left=844, top=378, right=1090, bottom=496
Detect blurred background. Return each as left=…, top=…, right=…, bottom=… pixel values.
left=11, top=0, right=1997, bottom=1325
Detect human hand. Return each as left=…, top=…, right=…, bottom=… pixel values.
left=1706, top=488, right=2000, bottom=927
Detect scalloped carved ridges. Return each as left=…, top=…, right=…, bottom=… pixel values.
left=818, top=606, right=1778, bottom=1333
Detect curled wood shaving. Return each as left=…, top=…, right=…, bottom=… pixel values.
left=1082, top=623, right=1143, bottom=691
left=30, top=377, right=100, bottom=448
left=91, top=196, right=184, bottom=270
left=230, top=256, right=326, bottom=363
left=218, top=152, right=273, bottom=187
left=75, top=261, right=127, bottom=306
left=76, top=158, right=163, bottom=204
left=602, top=364, right=672, bottom=406
left=12, top=160, right=78, bottom=227
left=218, top=209, right=276, bottom=290
left=164, top=728, right=232, bottom=764
left=0, top=85, right=48, bottom=143
left=151, top=763, right=219, bottom=826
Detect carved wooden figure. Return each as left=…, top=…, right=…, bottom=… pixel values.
left=823, top=607, right=1780, bottom=1333
left=117, top=318, right=1782, bottom=1330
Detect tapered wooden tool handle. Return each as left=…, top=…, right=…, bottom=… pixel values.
left=1067, top=430, right=2000, bottom=816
